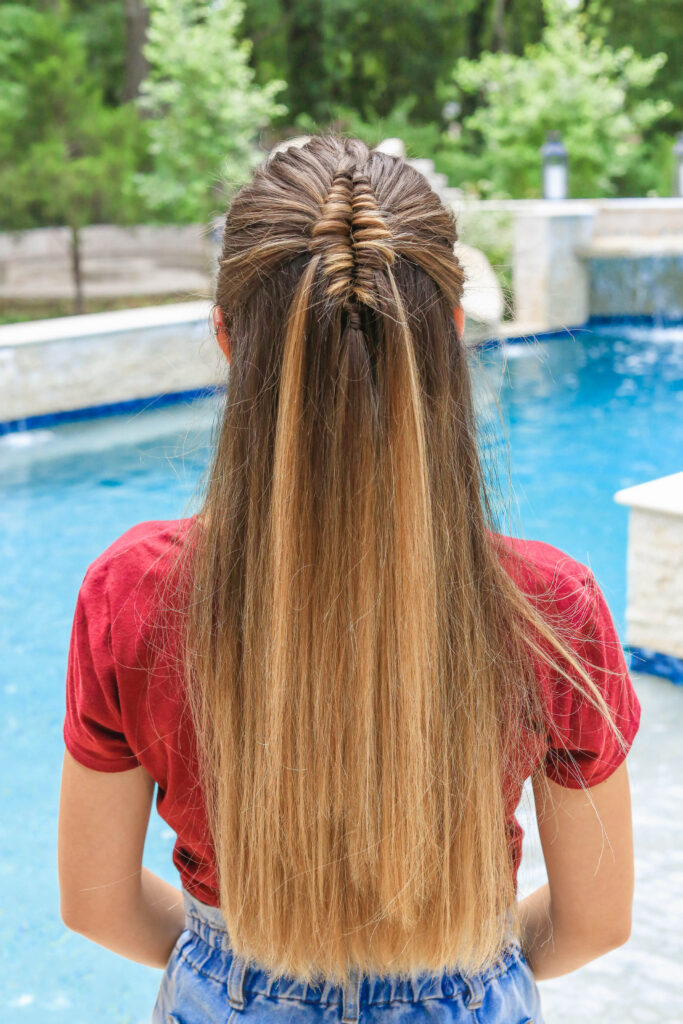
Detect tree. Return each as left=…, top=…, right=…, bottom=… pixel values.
left=582, top=0, right=683, bottom=134
left=69, top=0, right=128, bottom=106
left=280, top=0, right=327, bottom=125
left=0, top=2, right=146, bottom=313
left=135, top=0, right=288, bottom=223
left=239, top=0, right=548, bottom=132
left=123, top=0, right=150, bottom=101
left=445, top=0, right=672, bottom=198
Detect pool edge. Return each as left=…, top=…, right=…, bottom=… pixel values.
left=3, top=314, right=683, bottom=434
left=627, top=647, right=683, bottom=686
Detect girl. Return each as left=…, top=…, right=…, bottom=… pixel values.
left=58, top=133, right=641, bottom=1024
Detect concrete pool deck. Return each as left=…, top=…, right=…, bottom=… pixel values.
left=517, top=669, right=683, bottom=1024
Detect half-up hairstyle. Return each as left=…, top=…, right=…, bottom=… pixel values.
left=172, top=132, right=627, bottom=985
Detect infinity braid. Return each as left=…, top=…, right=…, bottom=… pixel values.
left=350, top=170, right=394, bottom=307
left=310, top=157, right=395, bottom=312
left=310, top=166, right=355, bottom=302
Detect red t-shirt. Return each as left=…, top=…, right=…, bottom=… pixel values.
left=63, top=517, right=642, bottom=906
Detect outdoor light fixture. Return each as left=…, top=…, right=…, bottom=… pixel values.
left=674, top=133, right=683, bottom=197
left=442, top=101, right=461, bottom=123
left=442, top=101, right=462, bottom=140
left=541, top=131, right=569, bottom=200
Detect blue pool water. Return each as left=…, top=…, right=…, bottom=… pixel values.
left=1, top=324, right=683, bottom=1023
left=477, top=324, right=683, bottom=629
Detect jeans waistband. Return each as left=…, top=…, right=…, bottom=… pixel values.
left=179, top=885, right=525, bottom=1020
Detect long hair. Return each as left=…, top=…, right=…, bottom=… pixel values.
left=171, top=133, right=626, bottom=985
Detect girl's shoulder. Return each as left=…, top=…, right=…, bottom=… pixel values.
left=83, top=516, right=197, bottom=577
left=491, top=531, right=597, bottom=599
left=493, top=535, right=641, bottom=790
left=64, top=518, right=197, bottom=773
left=79, top=515, right=196, bottom=592
left=75, top=516, right=198, bottom=645
left=491, top=531, right=625, bottom=659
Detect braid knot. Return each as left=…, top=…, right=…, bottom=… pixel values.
left=310, top=167, right=355, bottom=300
left=310, top=159, right=394, bottom=309
left=349, top=172, right=394, bottom=306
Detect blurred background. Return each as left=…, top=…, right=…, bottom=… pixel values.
left=1, top=0, right=682, bottom=322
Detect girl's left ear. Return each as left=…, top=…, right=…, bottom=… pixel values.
left=454, top=306, right=465, bottom=340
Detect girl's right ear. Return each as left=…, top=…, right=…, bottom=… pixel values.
left=212, top=305, right=231, bottom=364
left=454, top=306, right=465, bottom=341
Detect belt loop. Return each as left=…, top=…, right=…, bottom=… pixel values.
left=341, top=967, right=362, bottom=1024
left=227, top=953, right=248, bottom=1014
left=464, top=973, right=484, bottom=1011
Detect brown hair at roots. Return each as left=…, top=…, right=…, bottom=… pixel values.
left=166, top=133, right=628, bottom=986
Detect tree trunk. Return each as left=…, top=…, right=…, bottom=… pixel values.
left=123, top=0, right=149, bottom=102
left=492, top=0, right=508, bottom=52
left=466, top=0, right=489, bottom=60
left=70, top=224, right=85, bottom=316
left=281, top=0, right=326, bottom=123
left=462, top=0, right=491, bottom=119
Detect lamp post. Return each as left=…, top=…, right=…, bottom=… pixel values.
left=674, top=133, right=683, bottom=197
left=442, top=101, right=462, bottom=140
left=541, top=131, right=569, bottom=200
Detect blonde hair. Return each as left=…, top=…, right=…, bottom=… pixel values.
left=168, top=133, right=627, bottom=985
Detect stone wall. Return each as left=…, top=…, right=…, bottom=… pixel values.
left=589, top=253, right=683, bottom=321
left=615, top=473, right=683, bottom=679
left=0, top=301, right=224, bottom=424
left=511, top=202, right=595, bottom=328
left=454, top=197, right=683, bottom=329
left=0, top=223, right=217, bottom=301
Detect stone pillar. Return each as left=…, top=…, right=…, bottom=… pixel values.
left=614, top=472, right=683, bottom=684
left=513, top=202, right=596, bottom=330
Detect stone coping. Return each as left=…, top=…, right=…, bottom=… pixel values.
left=0, top=294, right=506, bottom=351
left=454, top=198, right=597, bottom=217
left=614, top=472, right=683, bottom=517
left=453, top=197, right=683, bottom=212
left=581, top=236, right=683, bottom=257
left=0, top=299, right=212, bottom=348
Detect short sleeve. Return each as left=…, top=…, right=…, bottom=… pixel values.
left=63, top=564, right=142, bottom=772
left=543, top=569, right=641, bottom=789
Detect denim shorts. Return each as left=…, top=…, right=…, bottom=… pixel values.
left=152, top=886, right=545, bottom=1024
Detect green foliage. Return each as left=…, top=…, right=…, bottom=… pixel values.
left=617, top=131, right=677, bottom=198
left=583, top=0, right=683, bottom=135
left=294, top=96, right=445, bottom=160
left=1, top=0, right=679, bottom=242
left=241, top=0, right=481, bottom=128
left=315, top=0, right=477, bottom=124
left=0, top=1, right=146, bottom=232
left=445, top=0, right=672, bottom=198
left=135, top=0, right=288, bottom=223
left=241, top=0, right=549, bottom=132
left=69, top=0, right=127, bottom=105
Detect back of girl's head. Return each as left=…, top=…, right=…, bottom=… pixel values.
left=214, top=133, right=469, bottom=461
left=172, top=132, right=615, bottom=986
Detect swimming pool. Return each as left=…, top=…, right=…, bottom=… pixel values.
left=1, top=324, right=682, bottom=1023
